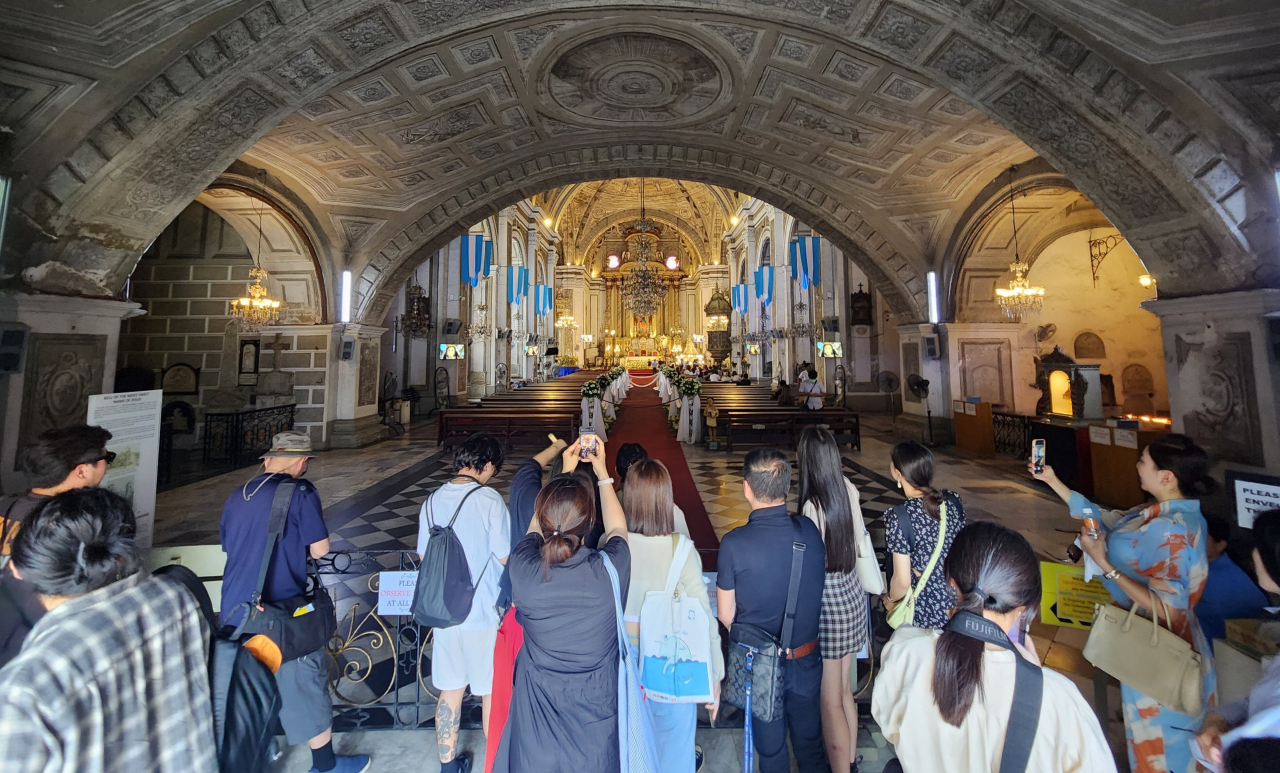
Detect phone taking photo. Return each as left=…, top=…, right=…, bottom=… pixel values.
left=1031, top=438, right=1046, bottom=475
left=579, top=428, right=598, bottom=459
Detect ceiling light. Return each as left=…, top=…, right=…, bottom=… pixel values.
left=995, top=167, right=1045, bottom=319
left=543, top=217, right=553, bottom=228
left=666, top=255, right=679, bottom=270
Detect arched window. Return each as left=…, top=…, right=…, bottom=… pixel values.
left=760, top=237, right=771, bottom=266
left=1073, top=332, right=1106, bottom=359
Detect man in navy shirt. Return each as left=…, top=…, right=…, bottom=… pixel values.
left=219, top=431, right=368, bottom=773
left=717, top=447, right=826, bottom=773
left=1196, top=514, right=1269, bottom=647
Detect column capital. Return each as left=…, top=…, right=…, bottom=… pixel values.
left=1143, top=288, right=1280, bottom=320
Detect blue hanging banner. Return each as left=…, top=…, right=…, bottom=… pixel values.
left=754, top=267, right=774, bottom=306
left=789, top=240, right=799, bottom=281
left=808, top=236, right=821, bottom=287
left=459, top=234, right=488, bottom=288
left=534, top=284, right=551, bottom=316
left=519, top=267, right=529, bottom=301
left=483, top=238, right=493, bottom=280
left=791, top=236, right=822, bottom=289
left=507, top=266, right=518, bottom=305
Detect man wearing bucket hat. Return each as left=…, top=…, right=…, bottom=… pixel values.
left=218, top=430, right=369, bottom=773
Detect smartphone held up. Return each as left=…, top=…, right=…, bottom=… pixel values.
left=1031, top=438, right=1046, bottom=475
left=579, top=428, right=598, bottom=459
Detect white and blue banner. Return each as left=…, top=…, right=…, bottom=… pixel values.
left=534, top=284, right=552, bottom=316
left=753, top=266, right=774, bottom=307
left=789, top=236, right=822, bottom=289
left=731, top=284, right=749, bottom=315
left=507, top=266, right=529, bottom=305
left=459, top=234, right=493, bottom=288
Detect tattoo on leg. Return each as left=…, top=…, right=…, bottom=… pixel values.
left=436, top=699, right=459, bottom=762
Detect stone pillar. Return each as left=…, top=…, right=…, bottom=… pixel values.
left=941, top=322, right=1033, bottom=414
left=467, top=224, right=489, bottom=402
left=1145, top=289, right=1280, bottom=472
left=896, top=323, right=952, bottom=444
left=327, top=323, right=388, bottom=448
left=0, top=292, right=142, bottom=494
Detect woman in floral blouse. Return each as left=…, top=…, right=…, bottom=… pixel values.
left=1032, top=433, right=1216, bottom=773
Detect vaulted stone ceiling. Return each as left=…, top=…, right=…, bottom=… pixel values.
left=535, top=179, right=739, bottom=270
left=2, top=0, right=1278, bottom=323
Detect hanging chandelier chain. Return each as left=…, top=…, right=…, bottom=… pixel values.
left=996, top=164, right=1045, bottom=320
left=231, top=169, right=282, bottom=332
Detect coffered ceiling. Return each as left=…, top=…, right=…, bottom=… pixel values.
left=240, top=11, right=1033, bottom=272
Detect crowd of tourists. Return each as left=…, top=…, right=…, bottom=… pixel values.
left=2, top=419, right=1279, bottom=773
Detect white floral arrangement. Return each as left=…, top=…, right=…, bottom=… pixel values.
left=581, top=380, right=603, bottom=399
left=677, top=377, right=702, bottom=397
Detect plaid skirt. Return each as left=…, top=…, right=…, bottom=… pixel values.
left=819, top=571, right=869, bottom=659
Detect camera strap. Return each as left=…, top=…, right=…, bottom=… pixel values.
left=943, top=611, right=1043, bottom=773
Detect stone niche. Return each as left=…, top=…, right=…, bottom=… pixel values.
left=1034, top=346, right=1102, bottom=421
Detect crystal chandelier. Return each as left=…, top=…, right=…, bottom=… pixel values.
left=669, top=314, right=687, bottom=338
left=399, top=274, right=432, bottom=338
left=231, top=266, right=281, bottom=331
left=554, top=314, right=577, bottom=330
left=231, top=187, right=282, bottom=331
left=996, top=166, right=1045, bottom=319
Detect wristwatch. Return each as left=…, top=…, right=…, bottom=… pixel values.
left=597, top=476, right=615, bottom=487
left=1103, top=567, right=1121, bottom=580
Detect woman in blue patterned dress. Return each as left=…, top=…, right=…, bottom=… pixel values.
left=1031, top=433, right=1217, bottom=773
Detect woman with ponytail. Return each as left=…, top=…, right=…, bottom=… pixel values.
left=496, top=437, right=631, bottom=773
left=883, top=441, right=967, bottom=629
left=1031, top=433, right=1216, bottom=773
left=873, top=522, right=1115, bottom=772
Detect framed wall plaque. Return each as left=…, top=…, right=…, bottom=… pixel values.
left=238, top=340, right=259, bottom=386
left=161, top=363, right=199, bottom=395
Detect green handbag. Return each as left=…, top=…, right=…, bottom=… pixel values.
left=886, top=501, right=948, bottom=629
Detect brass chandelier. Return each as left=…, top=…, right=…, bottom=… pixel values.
left=231, top=183, right=282, bottom=331
left=621, top=178, right=666, bottom=320
left=995, top=166, right=1045, bottom=319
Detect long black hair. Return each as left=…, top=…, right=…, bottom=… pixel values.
left=798, top=426, right=855, bottom=574
left=1146, top=433, right=1216, bottom=498
left=11, top=488, right=140, bottom=597
left=931, top=521, right=1041, bottom=726
left=891, top=441, right=943, bottom=521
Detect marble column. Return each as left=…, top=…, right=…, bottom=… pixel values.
left=896, top=323, right=952, bottom=444
left=1145, top=288, right=1280, bottom=472
left=0, top=291, right=142, bottom=493
left=467, top=224, right=490, bottom=402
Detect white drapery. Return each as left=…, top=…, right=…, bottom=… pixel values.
left=580, top=397, right=608, bottom=441
left=676, top=395, right=702, bottom=444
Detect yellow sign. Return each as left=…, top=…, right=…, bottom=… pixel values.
left=1040, top=561, right=1112, bottom=629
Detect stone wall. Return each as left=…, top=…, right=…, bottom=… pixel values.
left=116, top=202, right=253, bottom=411
left=257, top=328, right=331, bottom=446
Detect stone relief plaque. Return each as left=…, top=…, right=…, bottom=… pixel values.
left=959, top=340, right=1013, bottom=408
left=16, top=334, right=106, bottom=468
left=358, top=338, right=379, bottom=406
left=1176, top=331, right=1262, bottom=467
left=161, top=363, right=200, bottom=395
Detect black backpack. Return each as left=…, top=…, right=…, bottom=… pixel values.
left=411, top=478, right=490, bottom=629
left=155, top=564, right=282, bottom=773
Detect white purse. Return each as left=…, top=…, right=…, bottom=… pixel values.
left=853, top=523, right=884, bottom=595
left=1082, top=595, right=1204, bottom=716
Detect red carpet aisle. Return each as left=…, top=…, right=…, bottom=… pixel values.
left=605, top=378, right=720, bottom=569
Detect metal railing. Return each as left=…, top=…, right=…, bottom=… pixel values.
left=992, top=411, right=1032, bottom=457
left=202, top=404, right=296, bottom=467
left=313, top=550, right=476, bottom=731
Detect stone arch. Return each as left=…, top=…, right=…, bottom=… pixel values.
left=4, top=2, right=1272, bottom=307
left=347, top=145, right=932, bottom=325
left=573, top=207, right=712, bottom=271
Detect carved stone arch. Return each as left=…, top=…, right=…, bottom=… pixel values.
left=5, top=2, right=1270, bottom=304
left=199, top=170, right=334, bottom=324
left=349, top=144, right=931, bottom=325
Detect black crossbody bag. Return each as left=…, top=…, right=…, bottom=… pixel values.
left=943, top=611, right=1044, bottom=773
left=723, top=520, right=806, bottom=723
left=231, top=479, right=337, bottom=663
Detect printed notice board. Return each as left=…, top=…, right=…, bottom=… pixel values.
left=1040, top=561, right=1111, bottom=629
left=377, top=571, right=418, bottom=616
left=86, top=390, right=162, bottom=549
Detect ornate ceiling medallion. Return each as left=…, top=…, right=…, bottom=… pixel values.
left=545, top=32, right=729, bottom=126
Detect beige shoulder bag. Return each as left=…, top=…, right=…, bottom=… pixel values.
left=1081, top=594, right=1203, bottom=716
left=886, top=501, right=947, bottom=629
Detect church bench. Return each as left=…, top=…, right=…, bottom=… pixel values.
left=437, top=408, right=579, bottom=450
left=719, top=408, right=860, bottom=452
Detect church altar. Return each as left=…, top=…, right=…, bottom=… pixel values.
left=621, top=355, right=654, bottom=369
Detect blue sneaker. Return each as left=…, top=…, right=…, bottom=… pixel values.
left=695, top=745, right=704, bottom=772
left=309, top=755, right=371, bottom=773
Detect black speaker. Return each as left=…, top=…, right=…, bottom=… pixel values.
left=545, top=346, right=559, bottom=356
left=443, top=318, right=463, bottom=335
left=821, top=316, right=840, bottom=333
left=340, top=336, right=356, bottom=360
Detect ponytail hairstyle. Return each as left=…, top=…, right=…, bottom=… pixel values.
left=797, top=426, right=855, bottom=574
left=1146, top=433, right=1217, bottom=498
left=931, top=521, right=1041, bottom=726
left=534, top=474, right=596, bottom=574
left=891, top=441, right=943, bottom=521
left=11, top=487, right=140, bottom=597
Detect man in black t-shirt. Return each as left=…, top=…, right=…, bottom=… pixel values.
left=2, top=425, right=113, bottom=667
left=716, top=447, right=826, bottom=773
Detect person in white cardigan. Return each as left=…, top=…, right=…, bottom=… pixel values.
left=621, top=458, right=720, bottom=773
left=872, top=521, right=1116, bottom=773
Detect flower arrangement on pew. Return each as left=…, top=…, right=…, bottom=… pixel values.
left=677, top=377, right=702, bottom=398
left=581, top=379, right=603, bottom=399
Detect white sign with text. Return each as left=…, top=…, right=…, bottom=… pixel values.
left=86, top=390, right=162, bottom=549
left=377, top=571, right=418, bottom=616
left=1235, top=479, right=1280, bottom=529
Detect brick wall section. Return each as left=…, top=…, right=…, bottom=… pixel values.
left=260, top=332, right=330, bottom=446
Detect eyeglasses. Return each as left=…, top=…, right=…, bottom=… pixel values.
left=92, top=451, right=117, bottom=465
